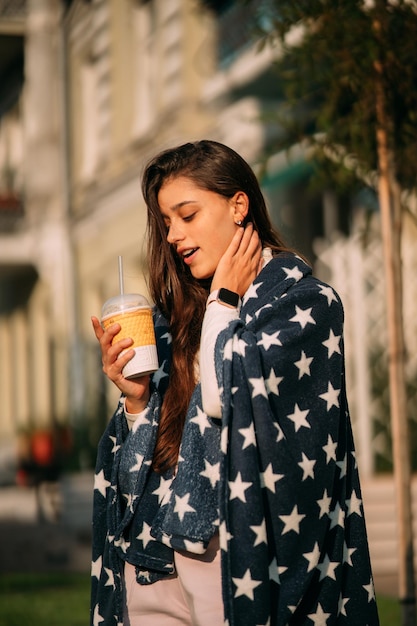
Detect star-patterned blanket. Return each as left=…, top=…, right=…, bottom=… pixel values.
left=91, top=253, right=380, bottom=626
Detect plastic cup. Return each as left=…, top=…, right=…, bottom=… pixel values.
left=101, top=293, right=158, bottom=379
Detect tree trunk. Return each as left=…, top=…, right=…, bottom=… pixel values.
left=374, top=56, right=416, bottom=625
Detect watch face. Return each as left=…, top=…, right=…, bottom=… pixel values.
left=218, top=288, right=240, bottom=308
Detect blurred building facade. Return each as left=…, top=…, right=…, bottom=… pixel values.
left=0, top=0, right=328, bottom=471
left=0, top=0, right=416, bottom=480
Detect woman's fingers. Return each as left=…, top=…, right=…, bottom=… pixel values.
left=91, top=316, right=133, bottom=375
left=91, top=316, right=151, bottom=409
left=91, top=315, right=104, bottom=340
left=212, top=223, right=262, bottom=296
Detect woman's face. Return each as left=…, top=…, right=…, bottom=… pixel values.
left=158, top=176, right=244, bottom=280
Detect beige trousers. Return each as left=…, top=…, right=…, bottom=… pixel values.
left=123, top=534, right=223, bottom=625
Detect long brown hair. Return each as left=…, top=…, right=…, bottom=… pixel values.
left=142, top=140, right=292, bottom=472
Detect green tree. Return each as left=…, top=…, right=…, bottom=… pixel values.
left=256, top=1, right=417, bottom=624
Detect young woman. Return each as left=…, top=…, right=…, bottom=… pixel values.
left=90, top=140, right=379, bottom=625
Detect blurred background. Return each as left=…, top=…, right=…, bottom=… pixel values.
left=0, top=0, right=416, bottom=623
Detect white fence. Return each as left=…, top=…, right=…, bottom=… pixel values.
left=314, top=214, right=417, bottom=478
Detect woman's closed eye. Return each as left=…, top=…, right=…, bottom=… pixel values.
left=182, top=213, right=196, bottom=222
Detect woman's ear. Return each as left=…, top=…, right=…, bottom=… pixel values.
left=232, top=191, right=249, bottom=224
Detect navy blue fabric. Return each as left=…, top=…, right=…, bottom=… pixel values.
left=90, top=254, right=379, bottom=626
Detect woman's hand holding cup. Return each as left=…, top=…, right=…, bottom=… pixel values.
left=91, top=316, right=151, bottom=413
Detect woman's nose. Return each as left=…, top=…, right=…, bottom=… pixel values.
left=166, top=221, right=184, bottom=244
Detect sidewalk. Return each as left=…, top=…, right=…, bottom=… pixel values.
left=0, top=472, right=93, bottom=574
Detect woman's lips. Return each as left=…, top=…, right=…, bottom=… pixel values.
left=182, top=248, right=199, bottom=264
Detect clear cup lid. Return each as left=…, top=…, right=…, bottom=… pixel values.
left=101, top=293, right=150, bottom=318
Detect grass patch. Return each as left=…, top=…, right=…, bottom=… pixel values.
left=377, top=593, right=401, bottom=625
left=0, top=572, right=90, bottom=626
left=0, top=571, right=401, bottom=626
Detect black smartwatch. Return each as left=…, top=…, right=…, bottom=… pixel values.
left=207, top=288, right=241, bottom=309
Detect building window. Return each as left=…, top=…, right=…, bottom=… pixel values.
left=131, top=1, right=156, bottom=138
left=215, top=0, right=257, bottom=67
left=80, top=59, right=98, bottom=180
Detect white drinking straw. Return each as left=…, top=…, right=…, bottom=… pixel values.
left=118, top=255, right=124, bottom=295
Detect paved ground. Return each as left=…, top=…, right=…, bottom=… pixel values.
left=0, top=472, right=93, bottom=574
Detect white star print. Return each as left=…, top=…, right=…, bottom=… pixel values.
left=94, top=470, right=110, bottom=498
left=346, top=490, right=362, bottom=516
left=219, top=520, right=233, bottom=551
left=287, top=403, right=310, bottom=432
left=279, top=505, right=306, bottom=534
left=294, top=350, right=313, bottom=378
left=137, top=521, right=154, bottom=548
left=260, top=462, right=284, bottom=492
left=343, top=542, right=356, bottom=567
left=242, top=281, right=262, bottom=305
left=269, top=556, right=287, bottom=584
left=273, top=421, right=285, bottom=442
left=174, top=493, right=196, bottom=521
left=329, top=502, right=345, bottom=530
left=338, top=594, right=350, bottom=617
left=152, top=475, right=172, bottom=505
left=232, top=568, right=262, bottom=600
left=91, top=555, right=102, bottom=580
left=129, top=453, right=144, bottom=472
left=317, top=489, right=332, bottom=518
left=221, top=424, right=228, bottom=454
left=336, top=453, right=347, bottom=478
left=190, top=406, right=212, bottom=435
left=161, top=331, right=172, bottom=344
left=289, top=305, right=316, bottom=329
left=235, top=337, right=249, bottom=357
left=250, top=519, right=267, bottom=546
left=122, top=493, right=138, bottom=512
left=109, top=436, right=120, bottom=455
left=257, top=330, right=282, bottom=350
left=249, top=377, right=268, bottom=398
left=254, top=302, right=273, bottom=319
left=322, top=329, right=341, bottom=357
left=104, top=567, right=115, bottom=588
left=319, top=382, right=340, bottom=410
left=363, top=578, right=376, bottom=602
left=283, top=265, right=303, bottom=281
left=317, top=554, right=339, bottom=581
left=183, top=539, right=200, bottom=552
left=307, top=602, right=331, bottom=625
left=114, top=537, right=130, bottom=553
left=93, top=603, right=105, bottom=626
left=298, top=452, right=316, bottom=480
left=140, top=570, right=152, bottom=582
left=152, top=359, right=169, bottom=387
left=245, top=313, right=253, bottom=325
left=318, top=284, right=338, bottom=306
left=131, top=411, right=151, bottom=433
left=223, top=337, right=233, bottom=361
left=322, top=434, right=337, bottom=463
left=238, top=423, right=256, bottom=449
left=265, top=368, right=283, bottom=396
left=199, top=458, right=220, bottom=488
left=229, top=472, right=252, bottom=502
left=303, top=541, right=321, bottom=572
